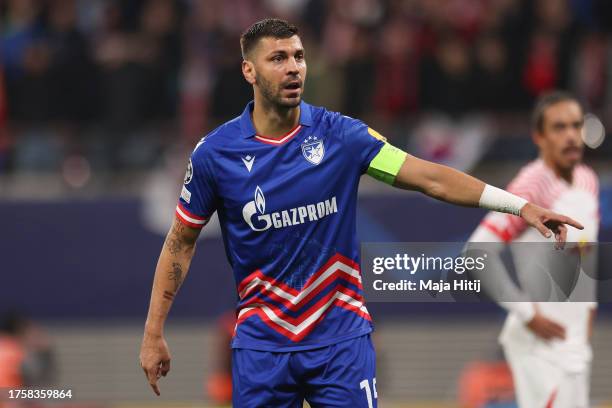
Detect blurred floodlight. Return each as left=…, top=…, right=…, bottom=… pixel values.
left=582, top=113, right=606, bottom=149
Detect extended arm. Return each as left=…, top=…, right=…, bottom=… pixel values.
left=140, top=217, right=200, bottom=395
left=394, top=154, right=484, bottom=207
left=390, top=153, right=583, bottom=243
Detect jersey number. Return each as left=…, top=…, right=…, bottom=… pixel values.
left=359, top=378, right=378, bottom=408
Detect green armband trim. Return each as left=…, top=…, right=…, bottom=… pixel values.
left=366, top=143, right=407, bottom=185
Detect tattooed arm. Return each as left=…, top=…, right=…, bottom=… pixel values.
left=139, top=217, right=201, bottom=396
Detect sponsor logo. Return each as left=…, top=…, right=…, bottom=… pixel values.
left=242, top=155, right=255, bottom=172
left=184, top=159, right=193, bottom=184
left=242, top=186, right=338, bottom=232
left=301, top=136, right=325, bottom=165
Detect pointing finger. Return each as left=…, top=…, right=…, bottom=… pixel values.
left=557, top=215, right=583, bottom=230
left=150, top=381, right=160, bottom=396
left=146, top=367, right=161, bottom=396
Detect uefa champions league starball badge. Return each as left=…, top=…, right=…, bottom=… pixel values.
left=184, top=159, right=193, bottom=184
left=301, top=136, right=325, bottom=165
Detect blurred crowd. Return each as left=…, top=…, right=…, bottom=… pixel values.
left=1, top=0, right=611, bottom=176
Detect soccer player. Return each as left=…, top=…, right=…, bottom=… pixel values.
left=139, top=19, right=582, bottom=407
left=468, top=91, right=599, bottom=407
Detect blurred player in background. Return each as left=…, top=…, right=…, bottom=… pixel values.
left=205, top=311, right=234, bottom=405
left=140, top=19, right=583, bottom=407
left=0, top=312, right=56, bottom=391
left=0, top=313, right=25, bottom=391
left=469, top=91, right=599, bottom=407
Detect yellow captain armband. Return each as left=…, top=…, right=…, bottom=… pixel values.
left=366, top=143, right=407, bottom=185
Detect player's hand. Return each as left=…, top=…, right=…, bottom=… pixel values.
left=520, top=203, right=583, bottom=248
left=140, top=332, right=171, bottom=396
left=526, top=311, right=566, bottom=341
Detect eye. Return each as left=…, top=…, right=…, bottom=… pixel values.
left=272, top=55, right=283, bottom=62
left=552, top=123, right=565, bottom=131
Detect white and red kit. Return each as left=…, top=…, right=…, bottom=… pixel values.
left=470, top=159, right=599, bottom=408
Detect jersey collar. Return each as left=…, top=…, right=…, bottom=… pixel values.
left=240, top=100, right=313, bottom=139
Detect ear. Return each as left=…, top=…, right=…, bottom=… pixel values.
left=242, top=60, right=256, bottom=85
left=532, top=129, right=543, bottom=148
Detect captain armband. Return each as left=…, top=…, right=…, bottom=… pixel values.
left=366, top=143, right=408, bottom=185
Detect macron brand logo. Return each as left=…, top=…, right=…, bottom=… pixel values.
left=242, top=186, right=338, bottom=232
left=242, top=155, right=255, bottom=172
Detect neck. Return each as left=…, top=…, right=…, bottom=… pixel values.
left=252, top=94, right=300, bottom=138
left=541, top=155, right=574, bottom=183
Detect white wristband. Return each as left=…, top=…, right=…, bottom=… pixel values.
left=478, top=184, right=528, bottom=216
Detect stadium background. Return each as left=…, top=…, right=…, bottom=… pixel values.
left=1, top=0, right=612, bottom=406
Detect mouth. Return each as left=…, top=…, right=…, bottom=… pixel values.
left=562, top=146, right=582, bottom=158
left=282, top=80, right=302, bottom=93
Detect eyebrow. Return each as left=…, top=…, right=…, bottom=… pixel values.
left=266, top=48, right=304, bottom=57
left=551, top=120, right=583, bottom=127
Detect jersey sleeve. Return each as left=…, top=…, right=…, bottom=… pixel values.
left=479, top=170, right=539, bottom=242
left=175, top=144, right=219, bottom=229
left=339, top=115, right=386, bottom=174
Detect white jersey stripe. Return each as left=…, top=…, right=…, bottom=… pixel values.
left=237, top=290, right=368, bottom=336
left=254, top=125, right=302, bottom=144
left=175, top=205, right=207, bottom=225
left=239, top=260, right=361, bottom=301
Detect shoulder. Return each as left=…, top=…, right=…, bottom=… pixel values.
left=330, top=112, right=365, bottom=131
left=506, top=160, right=553, bottom=203
left=576, top=163, right=598, bottom=180
left=306, top=103, right=365, bottom=131
left=323, top=111, right=383, bottom=147
left=575, top=163, right=599, bottom=195
left=301, top=103, right=369, bottom=147
left=508, top=160, right=550, bottom=189
left=514, top=159, right=549, bottom=180
left=192, top=118, right=241, bottom=159
left=305, top=102, right=329, bottom=123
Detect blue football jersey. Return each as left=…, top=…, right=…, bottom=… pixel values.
left=176, top=101, right=385, bottom=351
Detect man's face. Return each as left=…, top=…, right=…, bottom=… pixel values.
left=535, top=100, right=584, bottom=172
left=244, top=35, right=306, bottom=108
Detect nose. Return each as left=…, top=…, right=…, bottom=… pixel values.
left=567, top=126, right=581, bottom=143
left=286, top=57, right=299, bottom=75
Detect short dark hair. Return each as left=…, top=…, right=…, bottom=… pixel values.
left=240, top=18, right=299, bottom=59
left=532, top=90, right=582, bottom=132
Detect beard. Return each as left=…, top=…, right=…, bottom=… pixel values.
left=255, top=73, right=301, bottom=109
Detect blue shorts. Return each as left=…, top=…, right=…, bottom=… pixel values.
left=232, top=334, right=377, bottom=408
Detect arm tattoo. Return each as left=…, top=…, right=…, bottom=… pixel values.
left=163, top=290, right=175, bottom=301
left=168, top=262, right=184, bottom=292
left=165, top=236, right=183, bottom=255
left=165, top=222, right=186, bottom=255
